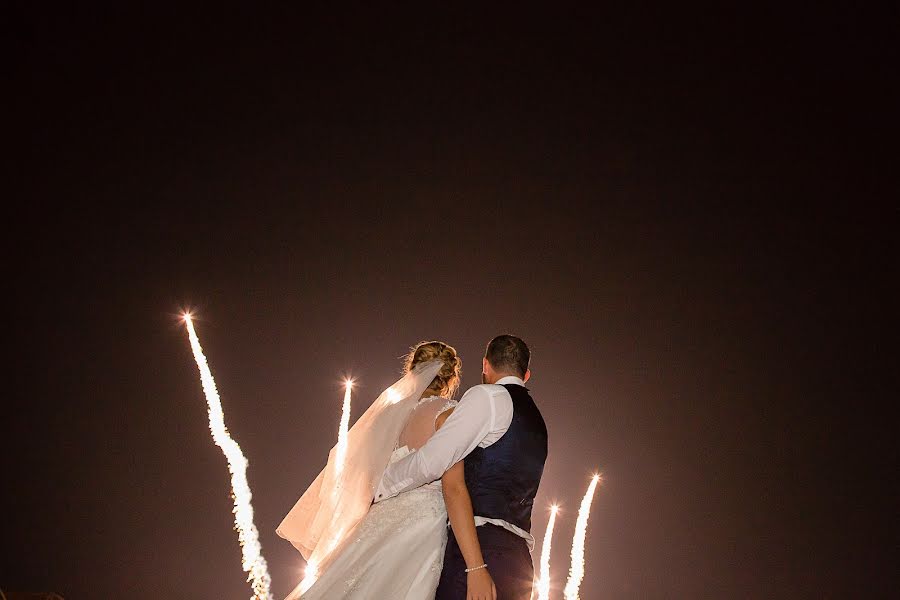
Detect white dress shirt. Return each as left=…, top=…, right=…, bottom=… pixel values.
left=374, top=376, right=536, bottom=549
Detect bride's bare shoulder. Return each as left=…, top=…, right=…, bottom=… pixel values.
left=435, top=407, right=455, bottom=430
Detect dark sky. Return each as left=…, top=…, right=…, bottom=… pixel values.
left=5, top=5, right=893, bottom=599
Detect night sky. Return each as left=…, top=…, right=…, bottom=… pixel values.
left=5, top=5, right=892, bottom=599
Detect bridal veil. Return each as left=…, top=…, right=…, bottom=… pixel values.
left=276, top=359, right=444, bottom=580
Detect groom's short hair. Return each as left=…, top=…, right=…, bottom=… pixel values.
left=485, top=334, right=530, bottom=378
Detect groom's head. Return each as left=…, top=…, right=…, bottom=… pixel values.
left=482, top=334, right=531, bottom=384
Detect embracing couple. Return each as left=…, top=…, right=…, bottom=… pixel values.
left=277, top=335, right=548, bottom=600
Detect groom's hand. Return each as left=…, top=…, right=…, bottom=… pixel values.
left=466, top=568, right=497, bottom=600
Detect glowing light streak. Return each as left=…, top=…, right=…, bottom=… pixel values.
left=335, top=379, right=353, bottom=477
left=563, top=474, right=601, bottom=600
left=297, top=378, right=352, bottom=597
left=536, top=504, right=560, bottom=600
left=183, top=313, right=271, bottom=600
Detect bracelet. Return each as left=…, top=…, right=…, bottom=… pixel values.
left=465, top=563, right=488, bottom=573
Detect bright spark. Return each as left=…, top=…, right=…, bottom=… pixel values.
left=335, top=378, right=353, bottom=477
left=297, top=560, right=318, bottom=596
left=536, top=504, right=560, bottom=600
left=564, top=474, right=602, bottom=600
left=183, top=314, right=271, bottom=600
left=386, top=386, right=402, bottom=404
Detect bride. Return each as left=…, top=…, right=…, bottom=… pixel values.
left=277, top=341, right=497, bottom=600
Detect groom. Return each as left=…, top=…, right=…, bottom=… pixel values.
left=375, top=334, right=548, bottom=599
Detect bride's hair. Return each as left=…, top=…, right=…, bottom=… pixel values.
left=403, top=340, right=462, bottom=399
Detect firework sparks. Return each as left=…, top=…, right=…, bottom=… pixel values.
left=563, top=474, right=601, bottom=600
left=536, top=504, right=560, bottom=600
left=335, top=379, right=353, bottom=477
left=386, top=386, right=402, bottom=404
left=295, top=379, right=352, bottom=596
left=183, top=313, right=271, bottom=600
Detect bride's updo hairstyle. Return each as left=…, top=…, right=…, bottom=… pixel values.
left=404, top=340, right=462, bottom=399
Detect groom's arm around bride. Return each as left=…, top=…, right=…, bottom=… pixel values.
left=439, top=412, right=497, bottom=600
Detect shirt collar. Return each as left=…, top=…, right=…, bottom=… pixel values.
left=495, top=375, right=526, bottom=387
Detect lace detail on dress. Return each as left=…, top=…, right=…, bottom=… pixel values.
left=388, top=445, right=412, bottom=464
left=416, top=394, right=443, bottom=406
left=433, top=399, right=458, bottom=429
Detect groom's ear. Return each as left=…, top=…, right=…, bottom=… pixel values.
left=523, top=368, right=531, bottom=383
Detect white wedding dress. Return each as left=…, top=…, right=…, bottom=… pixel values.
left=293, top=396, right=457, bottom=600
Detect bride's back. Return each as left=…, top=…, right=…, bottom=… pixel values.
left=399, top=396, right=457, bottom=450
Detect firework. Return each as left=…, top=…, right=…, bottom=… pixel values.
left=183, top=313, right=271, bottom=600
left=563, top=474, right=601, bottom=600
left=536, top=504, right=560, bottom=600
left=335, top=379, right=353, bottom=477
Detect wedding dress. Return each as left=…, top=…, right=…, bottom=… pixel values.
left=286, top=394, right=457, bottom=600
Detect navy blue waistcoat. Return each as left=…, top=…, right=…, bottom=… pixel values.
left=463, top=384, right=548, bottom=533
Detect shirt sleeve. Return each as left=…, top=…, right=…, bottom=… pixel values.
left=373, top=385, right=496, bottom=502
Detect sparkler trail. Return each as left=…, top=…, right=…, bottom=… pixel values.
left=536, top=504, right=560, bottom=600
left=183, top=313, right=271, bottom=600
left=335, top=379, right=353, bottom=477
left=563, top=474, right=601, bottom=600
left=294, top=380, right=352, bottom=596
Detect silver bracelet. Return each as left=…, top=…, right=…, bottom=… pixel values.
left=465, top=563, right=488, bottom=573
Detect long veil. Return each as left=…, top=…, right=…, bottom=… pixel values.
left=276, top=359, right=444, bottom=590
